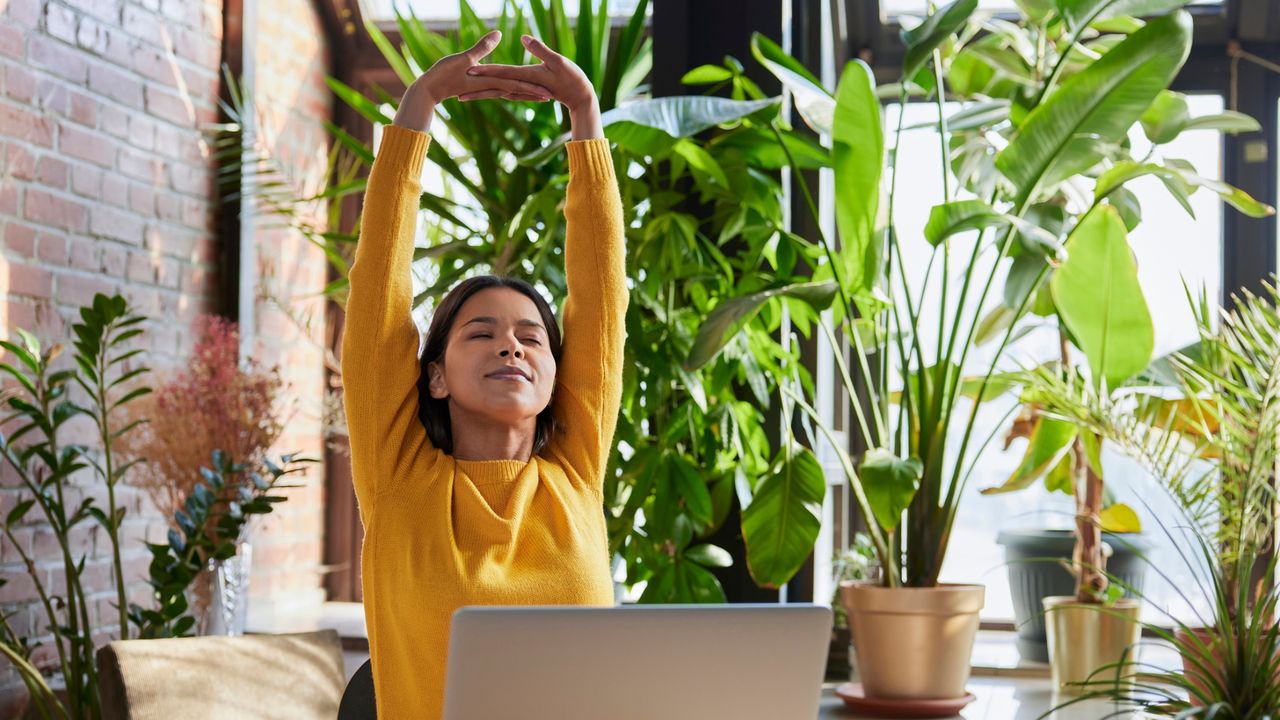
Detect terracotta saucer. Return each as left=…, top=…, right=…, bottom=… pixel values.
left=834, top=683, right=976, bottom=718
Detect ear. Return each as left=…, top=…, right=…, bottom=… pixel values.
left=427, top=361, right=449, bottom=399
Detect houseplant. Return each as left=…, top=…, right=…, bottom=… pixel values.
left=691, top=0, right=1268, bottom=703
left=0, top=294, right=152, bottom=719
left=117, top=315, right=290, bottom=634
left=1022, top=281, right=1280, bottom=713
left=223, top=0, right=835, bottom=603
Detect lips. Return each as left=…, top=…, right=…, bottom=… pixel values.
left=487, top=366, right=531, bottom=381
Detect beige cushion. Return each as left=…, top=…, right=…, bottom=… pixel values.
left=96, top=630, right=344, bottom=720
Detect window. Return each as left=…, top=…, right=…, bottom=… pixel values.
left=881, top=0, right=1222, bottom=21
left=359, top=0, right=650, bottom=23
left=885, top=95, right=1226, bottom=622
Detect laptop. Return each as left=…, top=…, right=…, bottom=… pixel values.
left=442, top=603, right=833, bottom=720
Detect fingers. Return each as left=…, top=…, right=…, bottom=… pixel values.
left=458, top=90, right=551, bottom=102
left=466, top=64, right=543, bottom=83
left=467, top=76, right=551, bottom=98
left=520, top=34, right=559, bottom=64
left=462, top=30, right=502, bottom=63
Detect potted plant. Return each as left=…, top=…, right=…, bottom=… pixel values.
left=1023, top=282, right=1280, bottom=713
left=690, top=0, right=1272, bottom=707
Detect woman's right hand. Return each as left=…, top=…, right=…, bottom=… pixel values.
left=393, top=30, right=552, bottom=132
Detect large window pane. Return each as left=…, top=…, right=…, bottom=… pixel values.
left=882, top=0, right=1221, bottom=21
left=886, top=96, right=1225, bottom=622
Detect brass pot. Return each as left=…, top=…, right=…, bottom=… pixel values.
left=840, top=583, right=985, bottom=699
left=1043, top=597, right=1142, bottom=693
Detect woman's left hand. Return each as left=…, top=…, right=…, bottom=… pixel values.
left=465, top=34, right=603, bottom=139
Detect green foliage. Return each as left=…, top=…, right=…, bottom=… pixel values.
left=128, top=452, right=313, bottom=639
left=0, top=293, right=152, bottom=720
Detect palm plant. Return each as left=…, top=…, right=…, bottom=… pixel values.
left=216, top=0, right=841, bottom=602
left=1020, top=282, right=1280, bottom=715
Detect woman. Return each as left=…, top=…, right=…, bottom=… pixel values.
left=341, top=30, right=626, bottom=718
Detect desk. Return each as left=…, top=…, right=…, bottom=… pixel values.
left=817, top=677, right=1135, bottom=719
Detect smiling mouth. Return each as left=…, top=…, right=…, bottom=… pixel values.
left=487, top=369, right=531, bottom=381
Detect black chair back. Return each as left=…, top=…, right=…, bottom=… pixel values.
left=338, top=658, right=377, bottom=719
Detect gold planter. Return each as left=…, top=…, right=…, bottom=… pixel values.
left=1043, top=597, right=1142, bottom=693
left=840, top=583, right=985, bottom=699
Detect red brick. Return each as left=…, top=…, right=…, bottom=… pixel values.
left=2, top=64, right=35, bottom=102
left=180, top=197, right=206, bottom=229
left=143, top=84, right=190, bottom=126
left=28, top=35, right=87, bottom=84
left=118, top=147, right=164, bottom=184
left=0, top=22, right=25, bottom=59
left=129, top=182, right=154, bottom=214
left=158, top=257, right=180, bottom=288
left=58, top=124, right=113, bottom=168
left=126, top=249, right=155, bottom=283
left=100, top=103, right=128, bottom=138
left=36, top=155, right=69, bottom=189
left=57, top=272, right=115, bottom=308
left=121, top=4, right=161, bottom=44
left=62, top=0, right=122, bottom=24
left=45, top=2, right=78, bottom=43
left=0, top=571, right=36, bottom=604
left=4, top=223, right=36, bottom=258
left=68, top=90, right=95, bottom=126
left=88, top=63, right=142, bottom=107
left=169, top=163, right=207, bottom=195
left=100, top=242, right=126, bottom=277
left=155, top=191, right=181, bottom=222
left=133, top=46, right=178, bottom=88
left=90, top=207, right=144, bottom=244
left=36, top=232, right=68, bottom=265
left=3, top=0, right=40, bottom=27
left=68, top=236, right=97, bottom=271
left=70, top=163, right=101, bottom=198
left=8, top=264, right=53, bottom=299
left=102, top=175, right=127, bottom=207
left=129, top=115, right=155, bottom=150
left=0, top=104, right=53, bottom=147
left=5, top=142, right=34, bottom=180
left=0, top=184, right=17, bottom=215
left=76, top=16, right=129, bottom=65
left=24, top=189, right=87, bottom=232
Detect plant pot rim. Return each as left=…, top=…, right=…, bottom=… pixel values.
left=838, top=581, right=985, bottom=593
left=1042, top=595, right=1142, bottom=611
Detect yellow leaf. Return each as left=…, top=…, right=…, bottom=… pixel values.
left=1099, top=503, right=1142, bottom=533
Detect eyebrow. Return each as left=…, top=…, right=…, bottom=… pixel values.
left=461, top=317, right=545, bottom=331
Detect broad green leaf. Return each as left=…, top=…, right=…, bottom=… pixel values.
left=743, top=446, right=826, bottom=589
left=1016, top=0, right=1057, bottom=22
left=1051, top=205, right=1154, bottom=389
left=832, top=60, right=883, bottom=295
left=687, top=281, right=838, bottom=370
left=974, top=304, right=1015, bottom=346
left=981, top=417, right=1077, bottom=494
left=1043, top=452, right=1075, bottom=494
left=520, top=96, right=778, bottom=165
left=859, top=449, right=922, bottom=533
left=1184, top=111, right=1260, bottom=134
left=1095, top=160, right=1275, bottom=219
left=901, top=0, right=979, bottom=81
left=995, top=11, right=1192, bottom=203
left=751, top=32, right=834, bottom=135
left=682, top=64, right=733, bottom=85
left=326, top=77, right=393, bottom=126
left=670, top=453, right=713, bottom=528
left=1099, top=502, right=1143, bottom=532
left=1139, top=90, right=1190, bottom=144
left=1055, top=0, right=1189, bottom=33
left=685, top=543, right=732, bottom=568
left=923, top=200, right=1062, bottom=257
left=674, top=139, right=729, bottom=188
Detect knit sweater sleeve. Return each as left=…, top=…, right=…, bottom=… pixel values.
left=546, top=139, right=628, bottom=492
left=340, top=125, right=435, bottom=520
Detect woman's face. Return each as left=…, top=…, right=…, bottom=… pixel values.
left=427, top=287, right=556, bottom=426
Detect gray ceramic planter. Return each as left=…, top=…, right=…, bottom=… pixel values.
left=997, top=529, right=1150, bottom=663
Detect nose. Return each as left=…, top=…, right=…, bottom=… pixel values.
left=498, top=334, right=523, bottom=359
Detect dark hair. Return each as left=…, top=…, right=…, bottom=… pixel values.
left=417, top=275, right=562, bottom=455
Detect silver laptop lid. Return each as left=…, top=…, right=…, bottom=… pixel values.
left=443, top=603, right=833, bottom=720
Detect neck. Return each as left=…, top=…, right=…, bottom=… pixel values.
left=448, top=405, right=537, bottom=462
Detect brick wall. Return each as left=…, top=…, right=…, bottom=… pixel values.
left=0, top=0, right=335, bottom=687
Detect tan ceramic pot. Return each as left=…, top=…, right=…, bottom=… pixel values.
left=1043, top=597, right=1142, bottom=694
left=840, top=582, right=985, bottom=699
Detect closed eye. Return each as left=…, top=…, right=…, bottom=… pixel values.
left=522, top=338, right=542, bottom=345
left=469, top=333, right=492, bottom=339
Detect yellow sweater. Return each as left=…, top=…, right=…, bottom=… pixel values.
left=341, top=124, right=626, bottom=719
